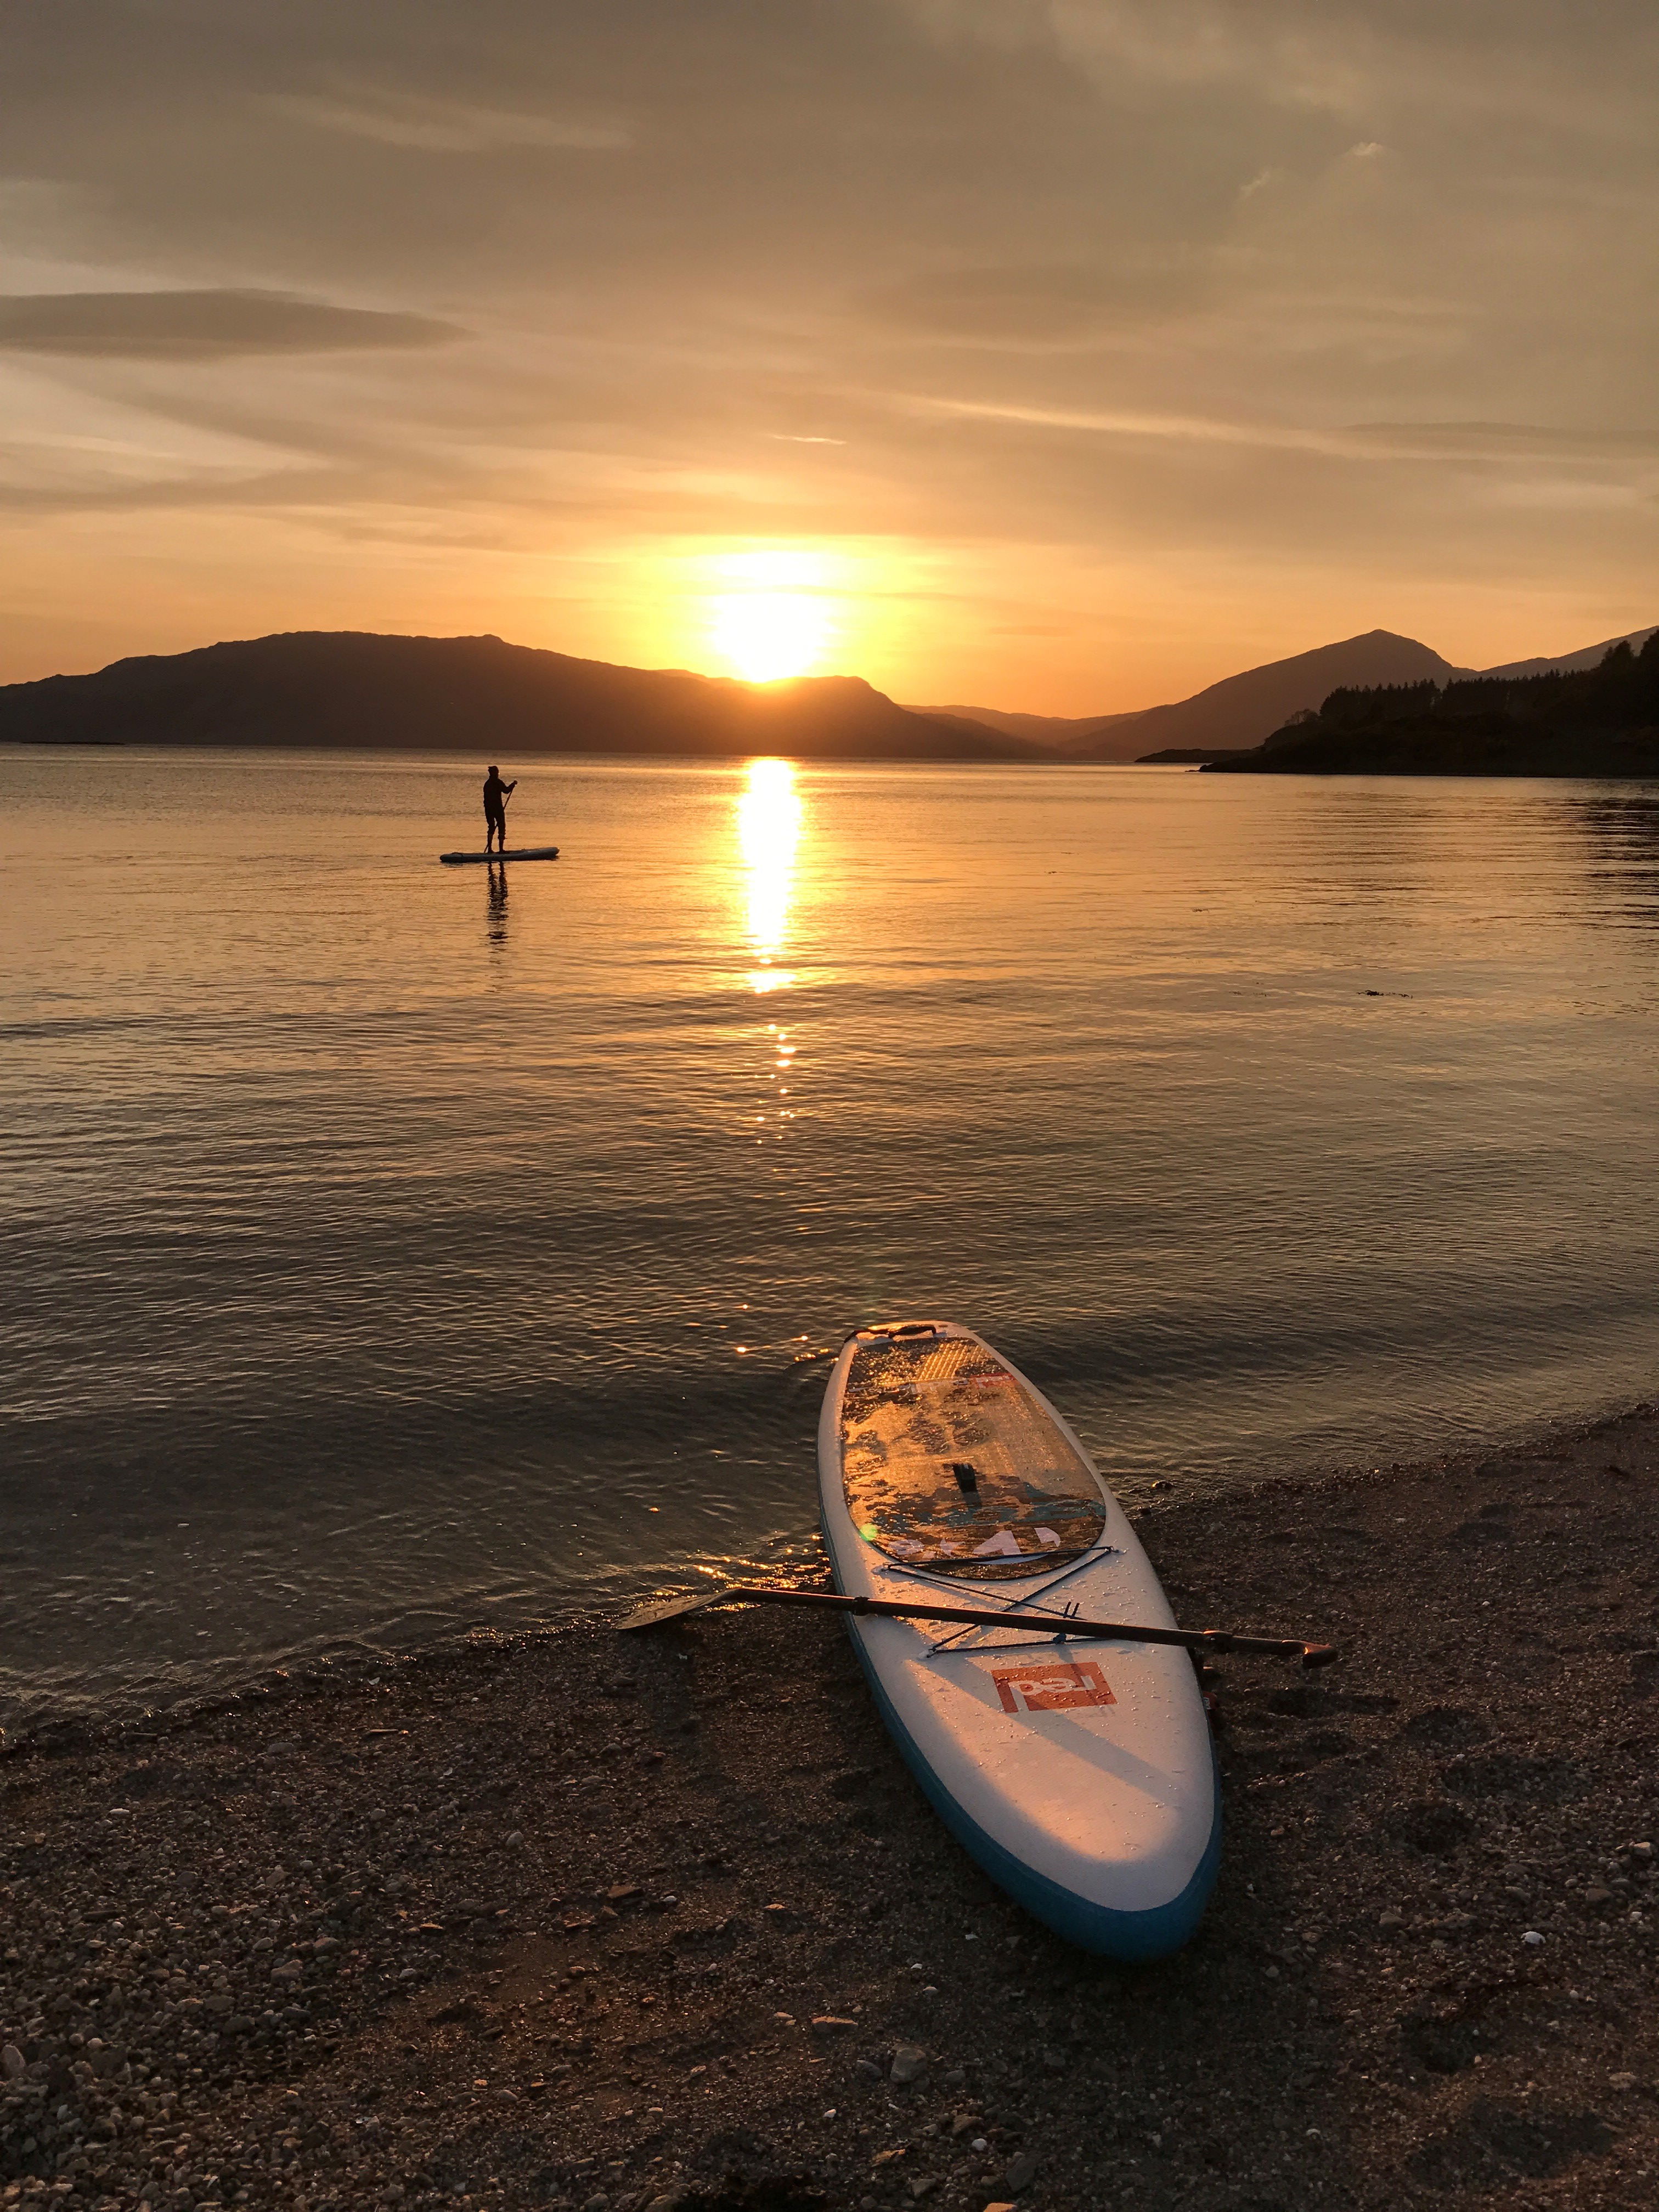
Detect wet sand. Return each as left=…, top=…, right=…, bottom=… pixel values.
left=4, top=1410, right=1659, bottom=2212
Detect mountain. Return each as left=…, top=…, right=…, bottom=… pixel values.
left=908, top=703, right=1141, bottom=747
left=914, top=630, right=1469, bottom=763
left=1206, top=632, right=1659, bottom=777
left=1477, top=625, right=1658, bottom=681
left=10, top=619, right=1656, bottom=769
left=0, top=630, right=1037, bottom=761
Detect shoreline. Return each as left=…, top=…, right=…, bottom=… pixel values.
left=11, top=1386, right=1655, bottom=1749
left=5, top=1412, right=1659, bottom=2211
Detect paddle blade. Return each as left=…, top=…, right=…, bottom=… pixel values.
left=616, top=1586, right=736, bottom=1632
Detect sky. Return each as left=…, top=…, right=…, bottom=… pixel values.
left=3, top=1, right=1657, bottom=713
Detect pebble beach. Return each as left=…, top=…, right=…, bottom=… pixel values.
left=5, top=1409, right=1659, bottom=2212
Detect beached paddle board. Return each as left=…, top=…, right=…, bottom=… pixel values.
left=438, top=847, right=560, bottom=865
left=818, top=1319, right=1220, bottom=1959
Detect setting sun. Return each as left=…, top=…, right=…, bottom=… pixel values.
left=704, top=549, right=836, bottom=684
left=712, top=590, right=828, bottom=682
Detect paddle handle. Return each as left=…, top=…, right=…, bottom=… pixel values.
left=721, top=1584, right=1337, bottom=1668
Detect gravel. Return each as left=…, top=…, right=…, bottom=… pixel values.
left=5, top=1408, right=1659, bottom=2210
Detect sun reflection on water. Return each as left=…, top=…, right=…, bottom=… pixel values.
left=737, top=758, right=802, bottom=991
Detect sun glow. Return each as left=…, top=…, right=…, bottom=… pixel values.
left=713, top=591, right=828, bottom=682
left=706, top=548, right=836, bottom=683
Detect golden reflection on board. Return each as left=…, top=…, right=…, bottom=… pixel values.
left=737, top=758, right=802, bottom=992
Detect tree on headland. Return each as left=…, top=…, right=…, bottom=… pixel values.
left=1212, top=632, right=1659, bottom=776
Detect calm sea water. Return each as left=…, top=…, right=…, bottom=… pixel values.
left=5, top=747, right=1659, bottom=1726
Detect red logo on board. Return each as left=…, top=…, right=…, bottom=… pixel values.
left=992, top=1660, right=1116, bottom=1713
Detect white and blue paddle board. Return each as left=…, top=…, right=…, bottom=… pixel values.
left=817, top=1319, right=1220, bottom=1960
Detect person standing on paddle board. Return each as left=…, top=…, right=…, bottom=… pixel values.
left=482, top=765, right=517, bottom=854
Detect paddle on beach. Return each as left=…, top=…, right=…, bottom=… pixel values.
left=618, top=1578, right=1338, bottom=1664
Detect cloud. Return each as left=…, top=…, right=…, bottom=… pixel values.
left=857, top=257, right=1207, bottom=343
left=0, top=291, right=464, bottom=360
left=2, top=1, right=1658, bottom=697
left=269, top=90, right=631, bottom=154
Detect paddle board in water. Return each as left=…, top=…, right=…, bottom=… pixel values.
left=817, top=1319, right=1220, bottom=1960
left=438, top=847, right=560, bottom=864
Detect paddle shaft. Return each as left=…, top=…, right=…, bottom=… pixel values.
left=711, top=1583, right=1336, bottom=1666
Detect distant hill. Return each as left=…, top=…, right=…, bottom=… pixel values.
left=1477, top=625, right=1658, bottom=681
left=0, top=630, right=1037, bottom=761
left=1207, top=633, right=1659, bottom=777
left=908, top=702, right=1141, bottom=749
left=10, top=619, right=1656, bottom=770
left=913, top=631, right=1468, bottom=762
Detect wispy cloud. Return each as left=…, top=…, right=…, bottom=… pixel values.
left=0, top=291, right=464, bottom=360
left=269, top=90, right=631, bottom=155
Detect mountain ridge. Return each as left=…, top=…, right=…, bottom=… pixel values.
left=4, top=620, right=1654, bottom=764
left=0, top=629, right=1036, bottom=762
left=914, top=623, right=1657, bottom=761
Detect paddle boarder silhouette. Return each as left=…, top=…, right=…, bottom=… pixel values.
left=483, top=765, right=517, bottom=854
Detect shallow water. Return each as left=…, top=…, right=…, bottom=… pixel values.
left=5, top=748, right=1659, bottom=1725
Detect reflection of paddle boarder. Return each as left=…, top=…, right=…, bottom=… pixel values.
left=483, top=764, right=517, bottom=854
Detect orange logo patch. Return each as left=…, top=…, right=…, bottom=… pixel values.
left=992, top=1660, right=1116, bottom=1713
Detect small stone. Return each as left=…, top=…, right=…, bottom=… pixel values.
left=1611, top=2071, right=1639, bottom=2092
left=1628, top=1842, right=1655, bottom=1861
left=1585, top=1886, right=1614, bottom=1907
left=855, top=2059, right=883, bottom=2085
left=205, top=1995, right=233, bottom=2016
left=1522, top=1930, right=1546, bottom=1947
left=890, top=2044, right=929, bottom=2085
left=607, top=1885, right=642, bottom=1905
left=1379, top=1910, right=1404, bottom=1929
left=271, top=1960, right=303, bottom=1983
left=1, top=2046, right=24, bottom=2079
left=908, top=2182, right=936, bottom=2203
left=583, top=2197, right=608, bottom=2212
left=1006, top=2151, right=1039, bottom=2193
left=872, top=2147, right=906, bottom=2169
left=775, top=2012, right=796, bottom=2027
left=505, top=1832, right=524, bottom=1850
left=811, top=2016, right=856, bottom=2034
left=972, top=2138, right=989, bottom=2154
left=941, top=2067, right=966, bottom=2089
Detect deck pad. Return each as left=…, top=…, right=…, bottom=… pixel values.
left=841, top=1332, right=1107, bottom=1578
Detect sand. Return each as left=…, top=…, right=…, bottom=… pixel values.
left=4, top=1408, right=1659, bottom=2212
